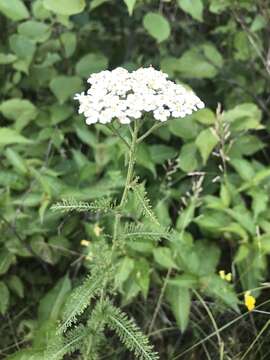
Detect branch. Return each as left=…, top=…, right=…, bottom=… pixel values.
left=108, top=123, right=131, bottom=149
left=137, top=122, right=165, bottom=144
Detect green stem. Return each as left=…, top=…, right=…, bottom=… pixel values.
left=137, top=122, right=165, bottom=144
left=112, top=120, right=139, bottom=246
left=108, top=123, right=131, bottom=150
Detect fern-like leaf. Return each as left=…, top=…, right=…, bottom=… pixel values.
left=122, top=222, right=170, bottom=241
left=51, top=197, right=115, bottom=214
left=59, top=271, right=106, bottom=333
left=82, top=301, right=108, bottom=359
left=131, top=180, right=159, bottom=225
left=106, top=303, right=159, bottom=360
left=45, top=325, right=86, bottom=360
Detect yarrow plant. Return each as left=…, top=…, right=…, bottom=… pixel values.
left=50, top=67, right=204, bottom=360
left=74, top=67, right=204, bottom=124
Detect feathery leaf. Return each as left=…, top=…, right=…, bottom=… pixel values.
left=59, top=271, right=106, bottom=333
left=106, top=303, right=159, bottom=360
left=122, top=222, right=170, bottom=242
left=51, top=197, right=115, bottom=214
left=131, top=180, right=160, bottom=225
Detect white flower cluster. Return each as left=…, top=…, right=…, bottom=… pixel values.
left=74, top=67, right=204, bottom=125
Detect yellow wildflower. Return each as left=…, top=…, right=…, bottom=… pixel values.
left=244, top=291, right=256, bottom=311
left=85, top=254, right=93, bottom=261
left=219, top=270, right=232, bottom=282
left=94, top=223, right=103, bottom=237
left=80, top=240, right=90, bottom=247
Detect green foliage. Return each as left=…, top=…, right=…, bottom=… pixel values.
left=43, top=0, right=86, bottom=15
left=1, top=0, right=270, bottom=359
left=60, top=270, right=106, bottom=332
left=143, top=12, right=171, bottom=43
left=106, top=302, right=159, bottom=360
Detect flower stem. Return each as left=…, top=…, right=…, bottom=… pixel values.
left=108, top=123, right=131, bottom=149
left=112, top=120, right=139, bottom=246
left=137, top=122, right=165, bottom=144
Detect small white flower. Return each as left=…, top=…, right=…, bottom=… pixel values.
left=153, top=108, right=170, bottom=122
left=75, top=67, right=204, bottom=125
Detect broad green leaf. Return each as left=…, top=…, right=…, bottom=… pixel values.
left=0, top=281, right=10, bottom=315
left=160, top=56, right=180, bottom=77
left=123, top=0, right=136, bottom=15
left=225, top=206, right=256, bottom=235
left=115, top=257, right=135, bottom=287
left=60, top=32, right=77, bottom=58
left=209, top=0, right=230, bottom=14
left=223, top=103, right=262, bottom=132
left=7, top=275, right=24, bottom=298
left=0, top=53, right=17, bottom=64
left=169, top=117, right=199, bottom=140
left=75, top=53, right=108, bottom=78
left=9, top=34, right=36, bottom=73
left=90, top=0, right=110, bottom=10
left=0, top=128, right=31, bottom=146
left=153, top=247, right=178, bottom=269
left=168, top=274, right=198, bottom=288
left=229, top=135, right=265, bottom=157
left=18, top=20, right=51, bottom=43
left=5, top=148, right=28, bottom=174
left=9, top=34, right=36, bottom=59
left=177, top=0, right=203, bottom=21
left=0, top=99, right=37, bottom=131
left=0, top=170, right=28, bottom=190
left=193, top=108, right=215, bottom=125
left=0, top=0, right=29, bottom=21
left=195, top=127, right=219, bottom=164
left=34, top=52, right=60, bottom=68
left=203, top=274, right=239, bottom=311
left=0, top=250, right=15, bottom=275
left=202, top=43, right=223, bottom=68
left=251, top=14, right=267, bottom=32
left=155, top=200, right=171, bottom=227
left=236, top=247, right=264, bottom=291
left=170, top=233, right=200, bottom=274
left=4, top=349, right=44, bottom=360
left=204, top=195, right=226, bottom=210
left=194, top=242, right=220, bottom=276
left=176, top=199, right=196, bottom=231
left=178, top=142, right=199, bottom=173
left=230, top=158, right=255, bottom=181
left=220, top=183, right=231, bottom=207
left=38, top=276, right=71, bottom=321
left=250, top=189, right=268, bottom=220
left=149, top=145, right=176, bottom=164
left=136, top=143, right=156, bottom=176
left=240, top=168, right=270, bottom=191
left=134, top=259, right=150, bottom=298
left=234, top=31, right=251, bottom=61
left=128, top=241, right=154, bottom=254
left=176, top=48, right=218, bottom=78
left=43, top=0, right=86, bottom=15
left=50, top=104, right=73, bottom=125
left=221, top=222, right=249, bottom=240
left=50, top=76, right=82, bottom=104
left=32, top=0, right=51, bottom=19
left=195, top=211, right=231, bottom=234
left=167, top=286, right=191, bottom=332
left=143, top=12, right=170, bottom=43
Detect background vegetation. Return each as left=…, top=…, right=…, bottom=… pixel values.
left=1, top=0, right=270, bottom=359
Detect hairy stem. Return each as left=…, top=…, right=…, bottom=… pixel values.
left=113, top=120, right=139, bottom=247
left=137, top=122, right=165, bottom=144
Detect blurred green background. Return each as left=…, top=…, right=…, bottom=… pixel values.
left=1, top=0, right=270, bottom=359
